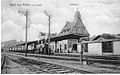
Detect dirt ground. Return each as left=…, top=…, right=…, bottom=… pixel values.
left=1, top=56, right=34, bottom=74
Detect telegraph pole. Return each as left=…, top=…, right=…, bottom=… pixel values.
left=25, top=10, right=28, bottom=57
left=14, top=3, right=42, bottom=57
left=48, top=15, right=51, bottom=55
left=18, top=10, right=29, bottom=57
left=44, top=11, right=51, bottom=55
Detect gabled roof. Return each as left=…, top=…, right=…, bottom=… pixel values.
left=92, top=33, right=119, bottom=41
left=59, top=10, right=90, bottom=37
left=80, top=33, right=120, bottom=44
left=81, top=39, right=120, bottom=44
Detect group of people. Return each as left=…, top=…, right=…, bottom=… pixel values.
left=36, top=43, right=54, bottom=55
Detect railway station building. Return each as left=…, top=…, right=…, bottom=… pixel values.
left=9, top=10, right=120, bottom=55
left=9, top=10, right=90, bottom=53
left=49, top=10, right=90, bottom=53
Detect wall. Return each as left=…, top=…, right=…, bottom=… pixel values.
left=113, top=41, right=120, bottom=55
left=78, top=41, right=120, bottom=55
left=77, top=43, right=102, bottom=55
left=88, top=43, right=102, bottom=55
left=50, top=42, right=55, bottom=51
left=58, top=40, right=68, bottom=53
left=54, top=39, right=79, bottom=53
left=68, top=39, right=78, bottom=48
left=77, top=44, right=81, bottom=52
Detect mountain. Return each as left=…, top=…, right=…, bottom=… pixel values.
left=1, top=40, right=22, bottom=51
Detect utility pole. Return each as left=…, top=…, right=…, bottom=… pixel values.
left=44, top=11, right=51, bottom=55
left=25, top=10, right=28, bottom=57
left=48, top=15, right=51, bottom=55
left=18, top=10, right=29, bottom=57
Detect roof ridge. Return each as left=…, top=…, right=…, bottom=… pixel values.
left=58, top=10, right=90, bottom=36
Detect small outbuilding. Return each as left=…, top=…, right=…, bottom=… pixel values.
left=77, top=38, right=120, bottom=55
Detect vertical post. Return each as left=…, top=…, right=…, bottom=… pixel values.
left=21, top=45, right=22, bottom=50
left=23, top=45, right=24, bottom=50
left=33, top=43, right=37, bottom=54
left=25, top=10, right=28, bottom=57
left=80, top=44, right=83, bottom=64
left=11, top=47, right=12, bottom=51
left=18, top=10, right=29, bottom=56
left=20, top=45, right=22, bottom=50
left=15, top=46, right=17, bottom=51
left=48, top=15, right=50, bottom=55
left=44, top=11, right=51, bottom=55
left=55, top=41, right=57, bottom=53
left=21, top=45, right=23, bottom=50
left=16, top=46, right=18, bottom=51
left=31, top=44, right=32, bottom=50
left=13, top=47, right=15, bottom=51
left=12, top=47, right=13, bottom=51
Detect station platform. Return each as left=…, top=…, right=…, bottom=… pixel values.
left=8, top=51, right=120, bottom=65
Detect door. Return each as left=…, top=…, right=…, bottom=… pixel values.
left=73, top=44, right=77, bottom=51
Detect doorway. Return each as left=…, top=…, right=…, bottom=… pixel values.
left=73, top=44, right=77, bottom=51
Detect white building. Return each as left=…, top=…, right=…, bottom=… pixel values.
left=77, top=38, right=120, bottom=55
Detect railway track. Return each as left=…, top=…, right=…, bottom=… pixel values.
left=1, top=53, right=6, bottom=72
left=11, top=52, right=120, bottom=65
left=7, top=54, right=92, bottom=74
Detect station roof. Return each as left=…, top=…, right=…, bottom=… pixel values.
left=50, top=33, right=88, bottom=42
left=12, top=33, right=87, bottom=47
left=80, top=39, right=120, bottom=44
left=58, top=10, right=90, bottom=37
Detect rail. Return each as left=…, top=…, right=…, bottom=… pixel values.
left=8, top=52, right=120, bottom=65
left=1, top=54, right=6, bottom=72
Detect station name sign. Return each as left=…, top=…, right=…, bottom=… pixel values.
left=9, top=3, right=42, bottom=7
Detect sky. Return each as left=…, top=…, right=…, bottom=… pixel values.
left=1, top=0, right=120, bottom=42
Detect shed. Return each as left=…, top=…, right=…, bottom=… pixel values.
left=77, top=39, right=120, bottom=55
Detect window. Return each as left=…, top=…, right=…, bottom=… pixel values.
left=102, top=41, right=113, bottom=53
left=64, top=44, right=67, bottom=49
left=73, top=44, right=77, bottom=51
